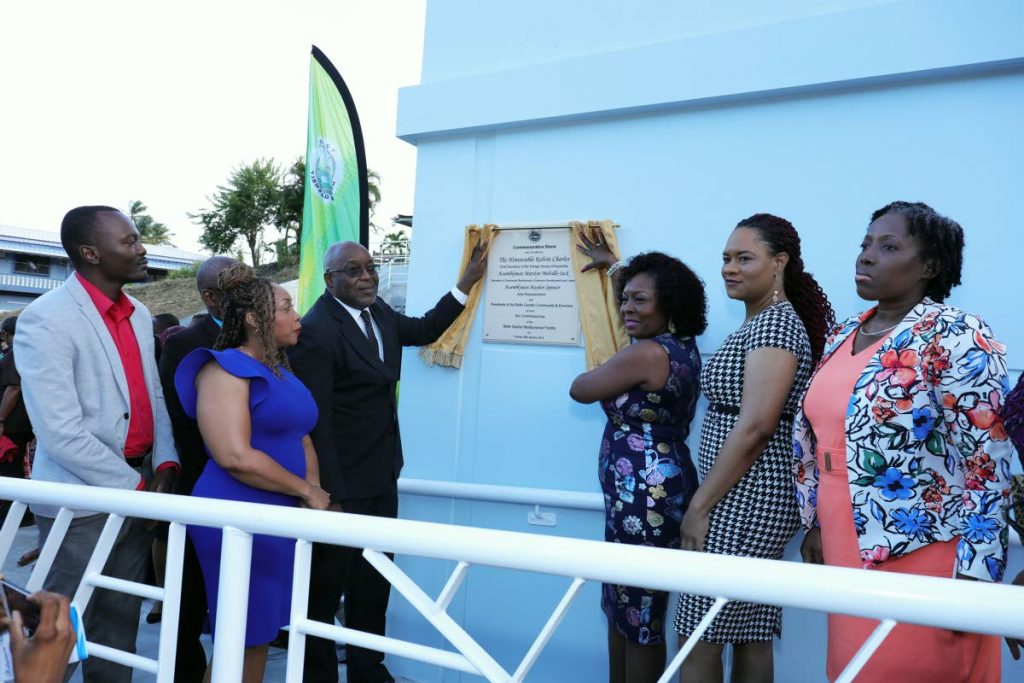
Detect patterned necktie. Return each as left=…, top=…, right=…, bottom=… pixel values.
left=359, top=309, right=380, bottom=359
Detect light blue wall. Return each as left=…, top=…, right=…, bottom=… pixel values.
left=391, top=2, right=1024, bottom=681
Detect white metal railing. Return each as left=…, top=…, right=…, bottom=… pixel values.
left=0, top=272, right=63, bottom=291
left=399, top=477, right=603, bottom=511
left=1, top=477, right=1022, bottom=683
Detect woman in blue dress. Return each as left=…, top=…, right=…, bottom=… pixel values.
left=175, top=262, right=331, bottom=682
left=571, top=250, right=706, bottom=683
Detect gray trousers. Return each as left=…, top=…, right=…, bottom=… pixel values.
left=36, top=511, right=153, bottom=683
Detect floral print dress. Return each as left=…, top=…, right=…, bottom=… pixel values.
left=599, top=333, right=700, bottom=645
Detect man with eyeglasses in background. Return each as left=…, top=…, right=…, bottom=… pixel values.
left=157, top=255, right=237, bottom=682
left=289, top=240, right=486, bottom=683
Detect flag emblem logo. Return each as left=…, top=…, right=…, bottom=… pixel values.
left=311, top=137, right=343, bottom=202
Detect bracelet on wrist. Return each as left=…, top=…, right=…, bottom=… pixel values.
left=606, top=261, right=622, bottom=279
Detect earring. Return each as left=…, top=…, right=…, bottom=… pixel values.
left=772, top=270, right=780, bottom=305
left=668, top=320, right=677, bottom=335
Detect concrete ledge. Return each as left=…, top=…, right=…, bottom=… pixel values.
left=397, top=0, right=1024, bottom=142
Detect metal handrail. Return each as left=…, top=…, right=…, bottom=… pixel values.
left=2, top=477, right=1020, bottom=682
left=399, top=477, right=603, bottom=511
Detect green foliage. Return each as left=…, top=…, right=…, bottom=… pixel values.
left=194, top=156, right=384, bottom=265
left=367, top=169, right=381, bottom=232
left=128, top=200, right=174, bottom=246
left=191, top=159, right=282, bottom=266
left=380, top=229, right=409, bottom=256
left=277, top=157, right=305, bottom=256
left=166, top=260, right=201, bottom=280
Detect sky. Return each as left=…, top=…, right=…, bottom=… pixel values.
left=0, top=0, right=426, bottom=255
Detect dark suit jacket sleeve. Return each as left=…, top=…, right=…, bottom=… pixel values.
left=395, top=291, right=466, bottom=347
left=288, top=330, right=347, bottom=501
left=159, top=331, right=205, bottom=493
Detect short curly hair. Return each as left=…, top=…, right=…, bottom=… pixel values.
left=870, top=201, right=964, bottom=302
left=616, top=251, right=707, bottom=337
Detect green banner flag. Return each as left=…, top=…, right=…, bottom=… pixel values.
left=298, top=45, right=369, bottom=313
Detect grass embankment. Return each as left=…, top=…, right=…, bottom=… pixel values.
left=126, top=262, right=299, bottom=320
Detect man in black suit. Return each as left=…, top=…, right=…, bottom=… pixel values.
left=158, top=255, right=237, bottom=682
left=290, top=240, right=486, bottom=683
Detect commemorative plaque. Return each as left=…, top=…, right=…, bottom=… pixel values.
left=483, top=228, right=580, bottom=345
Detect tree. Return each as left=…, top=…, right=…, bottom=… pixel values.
left=366, top=169, right=382, bottom=232
left=191, top=159, right=282, bottom=266
left=276, top=157, right=305, bottom=263
left=380, top=229, right=410, bottom=257
left=127, top=200, right=174, bottom=245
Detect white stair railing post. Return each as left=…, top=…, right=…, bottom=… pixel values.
left=71, top=513, right=126, bottom=612
left=28, top=506, right=75, bottom=591
left=512, top=577, right=586, bottom=682
left=155, top=521, right=187, bottom=683
left=285, top=538, right=314, bottom=683
left=835, top=618, right=897, bottom=683
left=0, top=501, right=28, bottom=560
left=210, top=526, right=253, bottom=683
left=362, top=549, right=511, bottom=682
left=660, top=596, right=729, bottom=683
left=435, top=560, right=471, bottom=611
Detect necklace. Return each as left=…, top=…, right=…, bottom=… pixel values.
left=858, top=322, right=899, bottom=337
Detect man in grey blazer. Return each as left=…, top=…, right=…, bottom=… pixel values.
left=16, top=206, right=179, bottom=682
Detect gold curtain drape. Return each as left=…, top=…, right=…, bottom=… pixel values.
left=421, top=220, right=625, bottom=371
left=418, top=224, right=497, bottom=369
left=569, top=220, right=628, bottom=370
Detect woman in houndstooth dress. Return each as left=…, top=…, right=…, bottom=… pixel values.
left=674, top=215, right=834, bottom=681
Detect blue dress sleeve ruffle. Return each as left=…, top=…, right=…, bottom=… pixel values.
left=173, top=348, right=270, bottom=420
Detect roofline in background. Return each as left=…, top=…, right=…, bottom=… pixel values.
left=0, top=223, right=205, bottom=265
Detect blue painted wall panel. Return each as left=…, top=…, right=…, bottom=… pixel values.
left=391, top=2, right=1024, bottom=681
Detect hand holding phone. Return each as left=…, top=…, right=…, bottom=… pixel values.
left=5, top=591, right=77, bottom=683
left=0, top=582, right=39, bottom=638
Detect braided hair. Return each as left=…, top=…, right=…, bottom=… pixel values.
left=214, top=262, right=290, bottom=376
left=736, top=214, right=836, bottom=364
left=870, top=201, right=964, bottom=303
left=616, top=252, right=708, bottom=337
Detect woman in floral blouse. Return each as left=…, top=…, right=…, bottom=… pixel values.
left=796, top=201, right=1012, bottom=682
left=571, top=251, right=706, bottom=683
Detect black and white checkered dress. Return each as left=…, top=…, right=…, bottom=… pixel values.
left=674, top=302, right=811, bottom=643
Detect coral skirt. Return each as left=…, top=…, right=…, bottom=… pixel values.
left=816, top=445, right=1000, bottom=682
left=807, top=333, right=1000, bottom=682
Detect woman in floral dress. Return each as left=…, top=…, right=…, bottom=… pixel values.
left=571, top=250, right=706, bottom=683
left=796, top=202, right=1012, bottom=682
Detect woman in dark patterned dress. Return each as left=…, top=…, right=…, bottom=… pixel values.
left=571, top=251, right=706, bottom=683
left=674, top=215, right=834, bottom=682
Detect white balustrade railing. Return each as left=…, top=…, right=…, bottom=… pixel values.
left=399, top=477, right=603, bottom=511
left=1, top=477, right=1022, bottom=683
left=0, top=272, right=63, bottom=291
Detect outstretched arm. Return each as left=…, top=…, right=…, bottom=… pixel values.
left=396, top=241, right=489, bottom=346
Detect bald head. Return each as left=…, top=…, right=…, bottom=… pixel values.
left=323, top=241, right=369, bottom=271
left=323, top=241, right=378, bottom=308
left=196, top=256, right=239, bottom=318
left=196, top=256, right=238, bottom=292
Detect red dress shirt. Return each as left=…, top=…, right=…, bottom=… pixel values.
left=76, top=275, right=176, bottom=484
